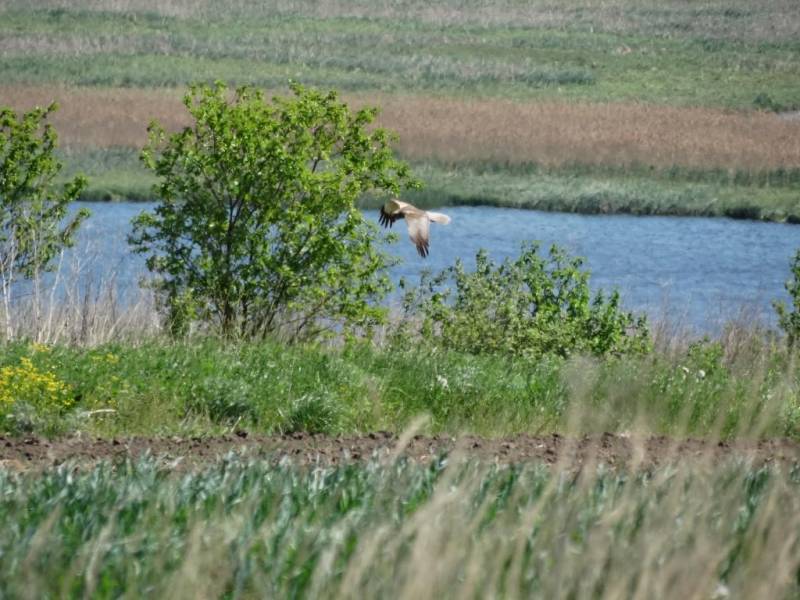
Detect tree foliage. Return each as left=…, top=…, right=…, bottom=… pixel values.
left=774, top=249, right=800, bottom=347
left=130, top=82, right=415, bottom=339
left=0, top=104, right=88, bottom=278
left=0, top=103, right=88, bottom=339
left=400, top=243, right=651, bottom=359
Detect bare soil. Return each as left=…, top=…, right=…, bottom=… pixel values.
left=1, top=433, right=799, bottom=472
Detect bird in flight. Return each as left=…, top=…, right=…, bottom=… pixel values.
left=378, top=199, right=451, bottom=257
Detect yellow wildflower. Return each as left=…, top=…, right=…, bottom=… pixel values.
left=0, top=355, right=73, bottom=416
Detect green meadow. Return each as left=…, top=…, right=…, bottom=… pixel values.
left=1, top=328, right=798, bottom=440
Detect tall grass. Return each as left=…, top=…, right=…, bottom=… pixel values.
left=0, top=249, right=159, bottom=346
left=1, top=455, right=799, bottom=598
left=383, top=97, right=800, bottom=173
left=2, top=321, right=798, bottom=439
left=400, top=164, right=800, bottom=222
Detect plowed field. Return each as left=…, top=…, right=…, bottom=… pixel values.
left=2, top=433, right=799, bottom=471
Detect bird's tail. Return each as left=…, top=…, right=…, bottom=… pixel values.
left=426, top=211, right=451, bottom=225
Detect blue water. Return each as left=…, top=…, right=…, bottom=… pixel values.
left=69, top=202, right=800, bottom=330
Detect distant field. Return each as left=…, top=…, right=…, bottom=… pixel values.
left=1, top=2, right=799, bottom=107
left=7, top=86, right=800, bottom=172
left=1, top=0, right=799, bottom=218
left=5, top=0, right=800, bottom=42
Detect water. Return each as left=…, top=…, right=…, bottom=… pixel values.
left=68, top=202, right=800, bottom=331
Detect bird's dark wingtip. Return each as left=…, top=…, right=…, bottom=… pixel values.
left=378, top=207, right=394, bottom=228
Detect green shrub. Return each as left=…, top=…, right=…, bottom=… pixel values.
left=753, top=92, right=783, bottom=112
left=400, top=242, right=650, bottom=359
left=774, top=249, right=800, bottom=347
left=130, top=82, right=415, bottom=340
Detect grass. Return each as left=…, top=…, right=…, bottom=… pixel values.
left=55, top=146, right=800, bottom=221
left=1, top=455, right=799, bottom=598
left=2, top=0, right=799, bottom=43
left=7, top=82, right=800, bottom=218
left=0, top=4, right=798, bottom=108
left=1, top=328, right=798, bottom=440
left=403, top=163, right=800, bottom=222
left=57, top=147, right=156, bottom=201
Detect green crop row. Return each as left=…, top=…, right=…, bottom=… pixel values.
left=1, top=455, right=798, bottom=597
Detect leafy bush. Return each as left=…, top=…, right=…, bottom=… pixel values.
left=774, top=249, right=800, bottom=347
left=399, top=242, right=650, bottom=359
left=130, top=82, right=415, bottom=340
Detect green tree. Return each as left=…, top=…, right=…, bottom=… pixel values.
left=400, top=242, right=650, bottom=359
left=130, top=82, right=415, bottom=339
left=0, top=103, right=88, bottom=340
left=774, top=249, right=800, bottom=347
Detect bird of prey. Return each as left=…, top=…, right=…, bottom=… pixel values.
left=378, top=199, right=451, bottom=257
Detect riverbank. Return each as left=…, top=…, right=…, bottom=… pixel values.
left=58, top=148, right=800, bottom=222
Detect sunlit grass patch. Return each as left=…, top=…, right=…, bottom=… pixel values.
left=0, top=331, right=797, bottom=439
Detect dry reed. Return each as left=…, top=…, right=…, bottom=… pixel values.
left=3, top=249, right=161, bottom=346
left=3, top=85, right=799, bottom=172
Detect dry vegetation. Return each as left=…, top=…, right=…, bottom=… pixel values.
left=0, top=86, right=187, bottom=149
left=382, top=97, right=800, bottom=171
left=4, top=85, right=800, bottom=172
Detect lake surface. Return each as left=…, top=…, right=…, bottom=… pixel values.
left=69, top=202, right=800, bottom=331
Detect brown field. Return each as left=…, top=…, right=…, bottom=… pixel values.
left=2, top=432, right=799, bottom=471
left=383, top=97, right=800, bottom=171
left=3, top=84, right=800, bottom=171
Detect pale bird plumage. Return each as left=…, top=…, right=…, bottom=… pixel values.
left=378, top=199, right=451, bottom=257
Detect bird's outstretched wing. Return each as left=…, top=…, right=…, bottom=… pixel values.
left=425, top=211, right=451, bottom=225
left=404, top=212, right=431, bottom=257
left=377, top=199, right=450, bottom=257
left=379, top=198, right=413, bottom=228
